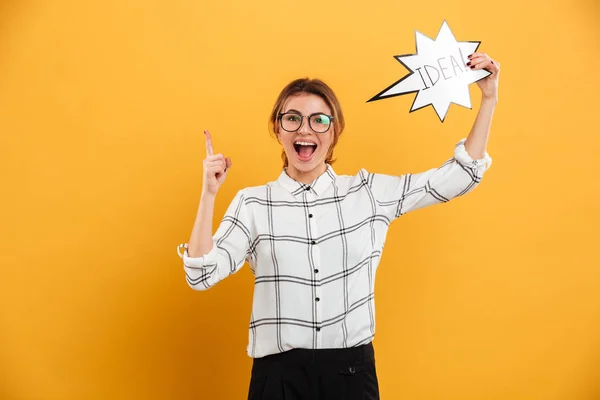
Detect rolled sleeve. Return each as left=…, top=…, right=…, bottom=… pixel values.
left=177, top=241, right=219, bottom=268
left=454, top=138, right=493, bottom=170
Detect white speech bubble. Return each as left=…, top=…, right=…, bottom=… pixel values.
left=368, top=21, right=491, bottom=122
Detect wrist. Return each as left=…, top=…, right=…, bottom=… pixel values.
left=481, top=95, right=498, bottom=106
left=200, top=190, right=217, bottom=203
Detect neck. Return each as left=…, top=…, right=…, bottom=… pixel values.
left=286, top=163, right=328, bottom=184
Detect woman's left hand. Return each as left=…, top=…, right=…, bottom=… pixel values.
left=468, top=53, right=500, bottom=102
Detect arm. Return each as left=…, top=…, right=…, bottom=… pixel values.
left=363, top=139, right=491, bottom=220
left=187, top=192, right=217, bottom=258
left=366, top=53, right=500, bottom=220
left=188, top=129, right=232, bottom=258
left=464, top=52, right=500, bottom=159
left=464, top=98, right=496, bottom=159
left=176, top=129, right=246, bottom=291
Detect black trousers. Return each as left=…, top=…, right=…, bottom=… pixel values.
left=248, top=343, right=380, bottom=400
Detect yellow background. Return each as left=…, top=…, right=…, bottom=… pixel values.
left=1, top=0, right=599, bottom=399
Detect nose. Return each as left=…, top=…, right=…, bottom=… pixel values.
left=298, top=117, right=312, bottom=135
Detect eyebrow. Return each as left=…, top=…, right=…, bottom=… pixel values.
left=282, top=109, right=330, bottom=115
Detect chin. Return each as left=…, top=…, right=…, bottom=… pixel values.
left=289, top=153, right=326, bottom=172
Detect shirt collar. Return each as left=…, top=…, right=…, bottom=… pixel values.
left=277, top=164, right=337, bottom=197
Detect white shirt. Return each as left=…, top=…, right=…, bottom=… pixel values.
left=178, top=139, right=492, bottom=358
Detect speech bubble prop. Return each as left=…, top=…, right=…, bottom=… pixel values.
left=368, top=21, right=491, bottom=122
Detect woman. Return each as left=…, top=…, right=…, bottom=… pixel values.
left=178, top=52, right=499, bottom=399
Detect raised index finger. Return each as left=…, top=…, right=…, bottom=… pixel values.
left=204, top=129, right=214, bottom=157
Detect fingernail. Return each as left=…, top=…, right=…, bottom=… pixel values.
left=467, top=62, right=471, bottom=66
left=468, top=54, right=472, bottom=59
left=470, top=65, right=475, bottom=69
left=491, top=61, right=494, bottom=64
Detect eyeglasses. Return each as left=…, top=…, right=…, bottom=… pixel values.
left=278, top=112, right=334, bottom=134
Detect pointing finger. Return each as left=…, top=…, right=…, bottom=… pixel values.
left=204, top=129, right=214, bottom=157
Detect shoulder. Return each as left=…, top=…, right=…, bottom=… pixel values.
left=342, top=168, right=406, bottom=192
left=237, top=184, right=269, bottom=199
left=335, top=168, right=372, bottom=182
left=235, top=179, right=281, bottom=202
left=329, top=168, right=373, bottom=191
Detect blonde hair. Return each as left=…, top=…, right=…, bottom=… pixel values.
left=269, top=78, right=345, bottom=168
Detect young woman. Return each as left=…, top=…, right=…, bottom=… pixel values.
left=178, top=52, right=499, bottom=399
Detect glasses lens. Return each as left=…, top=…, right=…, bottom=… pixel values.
left=281, top=113, right=302, bottom=132
left=309, top=114, right=331, bottom=133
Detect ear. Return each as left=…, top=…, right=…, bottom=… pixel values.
left=274, top=125, right=281, bottom=143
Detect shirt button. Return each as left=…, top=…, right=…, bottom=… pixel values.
left=315, top=297, right=320, bottom=302
left=316, top=327, right=321, bottom=332
left=305, top=187, right=311, bottom=191
left=311, top=240, right=316, bottom=245
left=309, top=213, right=313, bottom=218
left=314, top=269, right=319, bottom=273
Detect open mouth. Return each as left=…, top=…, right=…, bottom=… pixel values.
left=293, top=140, right=318, bottom=161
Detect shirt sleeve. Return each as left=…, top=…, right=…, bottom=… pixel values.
left=176, top=190, right=253, bottom=291
left=363, top=138, right=492, bottom=221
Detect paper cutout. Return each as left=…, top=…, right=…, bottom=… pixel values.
left=368, top=21, right=491, bottom=122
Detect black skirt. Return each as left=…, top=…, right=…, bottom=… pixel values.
left=248, top=343, right=380, bottom=400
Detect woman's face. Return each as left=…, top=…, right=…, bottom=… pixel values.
left=276, top=93, right=334, bottom=179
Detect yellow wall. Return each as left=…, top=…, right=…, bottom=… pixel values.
left=1, top=0, right=599, bottom=399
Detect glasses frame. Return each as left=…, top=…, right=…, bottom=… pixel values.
left=278, top=111, right=335, bottom=134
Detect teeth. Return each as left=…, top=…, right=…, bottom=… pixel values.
left=295, top=141, right=317, bottom=146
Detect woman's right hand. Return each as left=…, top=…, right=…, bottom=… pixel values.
left=202, top=130, right=232, bottom=197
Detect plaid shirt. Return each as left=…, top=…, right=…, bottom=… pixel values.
left=178, top=139, right=492, bottom=358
